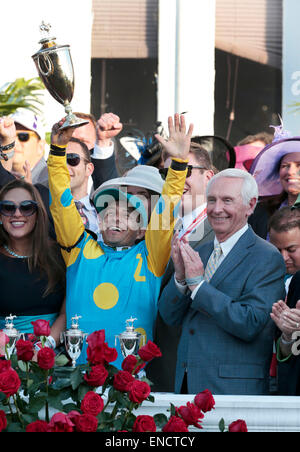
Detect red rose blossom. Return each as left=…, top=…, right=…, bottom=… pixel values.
left=37, top=347, right=55, bottom=370
left=0, top=368, right=21, bottom=397
left=0, top=410, right=7, bottom=432
left=81, top=391, right=104, bottom=417
left=16, top=339, right=34, bottom=362
left=228, top=419, right=248, bottom=432
left=0, top=360, right=11, bottom=374
left=26, top=420, right=49, bottom=432
left=138, top=341, right=162, bottom=362
left=86, top=330, right=118, bottom=365
left=162, top=415, right=189, bottom=432
left=113, top=370, right=135, bottom=392
left=84, top=364, right=108, bottom=387
left=48, top=413, right=74, bottom=432
left=75, top=413, right=98, bottom=432
left=176, top=402, right=204, bottom=428
left=128, top=380, right=151, bottom=404
left=133, top=415, right=156, bottom=432
left=194, top=389, right=215, bottom=413
left=31, top=319, right=51, bottom=337
left=122, top=355, right=145, bottom=375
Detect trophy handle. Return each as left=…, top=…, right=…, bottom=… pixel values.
left=37, top=53, right=54, bottom=77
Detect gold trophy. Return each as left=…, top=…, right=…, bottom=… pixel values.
left=32, top=22, right=88, bottom=130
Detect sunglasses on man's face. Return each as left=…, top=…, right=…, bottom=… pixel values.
left=159, top=164, right=207, bottom=180
left=16, top=131, right=37, bottom=142
left=66, top=153, right=89, bottom=167
left=0, top=200, right=38, bottom=217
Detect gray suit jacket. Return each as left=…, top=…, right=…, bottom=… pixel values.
left=158, top=227, right=286, bottom=395
left=146, top=217, right=214, bottom=392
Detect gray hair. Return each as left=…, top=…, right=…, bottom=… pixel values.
left=206, top=168, right=258, bottom=206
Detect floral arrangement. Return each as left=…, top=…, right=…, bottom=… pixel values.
left=0, top=320, right=247, bottom=433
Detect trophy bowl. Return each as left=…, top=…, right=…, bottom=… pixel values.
left=60, top=315, right=87, bottom=367
left=32, top=22, right=88, bottom=130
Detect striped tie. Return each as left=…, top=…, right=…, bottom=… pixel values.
left=204, top=243, right=222, bottom=282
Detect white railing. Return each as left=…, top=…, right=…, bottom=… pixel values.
left=137, top=393, right=300, bottom=432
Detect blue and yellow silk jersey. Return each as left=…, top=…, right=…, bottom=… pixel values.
left=48, top=150, right=187, bottom=368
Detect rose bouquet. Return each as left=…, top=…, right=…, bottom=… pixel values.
left=0, top=320, right=247, bottom=432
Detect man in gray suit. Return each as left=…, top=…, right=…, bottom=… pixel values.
left=147, top=143, right=215, bottom=391
left=158, top=168, right=286, bottom=395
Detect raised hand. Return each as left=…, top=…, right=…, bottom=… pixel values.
left=51, top=118, right=75, bottom=147
left=0, top=117, right=16, bottom=146
left=97, top=112, right=123, bottom=147
left=155, top=113, right=193, bottom=161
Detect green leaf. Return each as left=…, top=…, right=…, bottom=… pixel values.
left=170, top=403, right=176, bottom=416
left=28, top=395, right=47, bottom=413
left=6, top=422, right=25, bottom=432
left=51, top=378, right=72, bottom=391
left=55, top=354, right=70, bottom=367
left=70, top=367, right=83, bottom=390
left=77, top=384, right=91, bottom=402
left=154, top=413, right=168, bottom=429
left=219, top=417, right=226, bottom=432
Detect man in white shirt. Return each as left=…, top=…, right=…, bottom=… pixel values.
left=158, top=168, right=286, bottom=395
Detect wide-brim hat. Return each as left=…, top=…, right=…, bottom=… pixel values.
left=249, top=137, right=300, bottom=197
left=94, top=165, right=164, bottom=196
left=93, top=187, right=148, bottom=228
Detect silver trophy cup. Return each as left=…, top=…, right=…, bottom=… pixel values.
left=60, top=315, right=87, bottom=367
left=115, top=317, right=145, bottom=358
left=2, top=314, right=24, bottom=359
left=32, top=22, right=88, bottom=130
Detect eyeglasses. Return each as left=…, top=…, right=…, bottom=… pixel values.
left=159, top=165, right=207, bottom=180
left=0, top=200, right=38, bottom=217
left=67, top=153, right=90, bottom=167
left=16, top=131, right=37, bottom=142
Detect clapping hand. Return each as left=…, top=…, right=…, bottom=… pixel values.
left=155, top=113, right=193, bottom=161
left=271, top=299, right=300, bottom=340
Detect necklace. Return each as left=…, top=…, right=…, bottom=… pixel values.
left=3, top=244, right=30, bottom=259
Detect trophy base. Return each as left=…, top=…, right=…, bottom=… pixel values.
left=59, top=117, right=89, bottom=130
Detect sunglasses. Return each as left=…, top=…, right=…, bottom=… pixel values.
left=67, top=153, right=90, bottom=167
left=16, top=131, right=37, bottom=142
left=159, top=165, right=207, bottom=180
left=0, top=200, right=38, bottom=217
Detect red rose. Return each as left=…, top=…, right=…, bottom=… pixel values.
left=84, top=364, right=108, bottom=387
left=26, top=420, right=49, bottom=432
left=48, top=412, right=74, bottom=432
left=113, top=370, right=135, bottom=392
left=162, top=415, right=189, bottom=432
left=0, top=359, right=11, bottom=374
left=81, top=391, right=104, bottom=416
left=194, top=389, right=215, bottom=413
left=37, top=347, right=55, bottom=370
left=0, top=369, right=21, bottom=397
left=122, top=355, right=145, bottom=375
left=176, top=402, right=204, bottom=428
left=102, top=343, right=118, bottom=364
left=16, top=339, right=34, bottom=362
left=138, top=341, right=162, bottom=362
left=128, top=380, right=151, bottom=404
left=75, top=413, right=98, bottom=432
left=86, top=330, right=118, bottom=365
left=133, top=415, right=156, bottom=432
left=31, top=319, right=51, bottom=337
left=228, top=419, right=248, bottom=432
left=67, top=410, right=81, bottom=425
left=0, top=410, right=7, bottom=432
